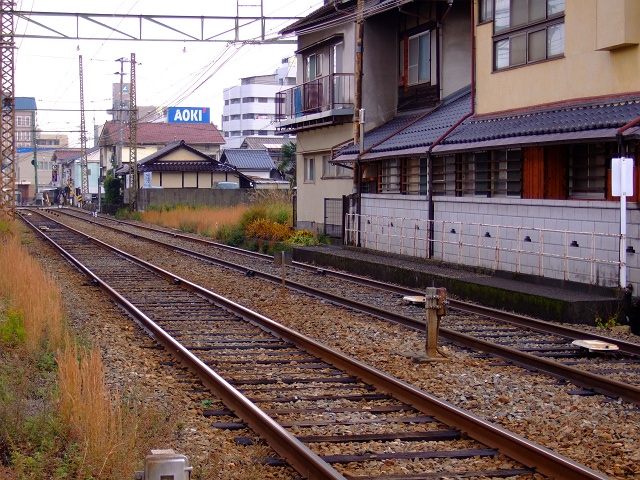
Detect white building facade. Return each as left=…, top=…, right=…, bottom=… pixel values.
left=222, top=61, right=296, bottom=138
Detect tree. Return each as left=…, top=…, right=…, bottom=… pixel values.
left=103, top=174, right=123, bottom=205
left=278, top=142, right=296, bottom=188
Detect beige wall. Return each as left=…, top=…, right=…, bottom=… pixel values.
left=145, top=171, right=236, bottom=189
left=475, top=0, right=640, bottom=115
left=296, top=124, right=355, bottom=227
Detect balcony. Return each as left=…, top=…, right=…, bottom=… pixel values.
left=275, top=73, right=355, bottom=133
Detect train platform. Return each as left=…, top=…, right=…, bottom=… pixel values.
left=292, top=244, right=625, bottom=326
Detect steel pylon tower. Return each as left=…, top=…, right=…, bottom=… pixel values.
left=128, top=53, right=137, bottom=211
left=0, top=0, right=15, bottom=218
left=78, top=55, right=89, bottom=199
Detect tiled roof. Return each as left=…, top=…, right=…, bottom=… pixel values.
left=139, top=161, right=235, bottom=173
left=52, top=149, right=82, bottom=162
left=14, top=97, right=37, bottom=110
left=243, top=136, right=295, bottom=150
left=220, top=149, right=276, bottom=171
left=137, top=141, right=236, bottom=174
left=59, top=146, right=100, bottom=165
left=336, top=91, right=472, bottom=160
left=439, top=95, right=640, bottom=147
left=336, top=92, right=640, bottom=160
left=281, top=0, right=399, bottom=36
left=100, top=121, right=225, bottom=145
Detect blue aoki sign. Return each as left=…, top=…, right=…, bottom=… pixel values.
left=168, top=107, right=210, bottom=123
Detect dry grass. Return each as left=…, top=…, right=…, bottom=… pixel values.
left=56, top=336, right=174, bottom=478
left=0, top=217, right=64, bottom=353
left=141, top=204, right=249, bottom=236
left=0, top=216, right=175, bottom=478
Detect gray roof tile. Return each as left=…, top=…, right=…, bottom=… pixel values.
left=221, top=149, right=276, bottom=171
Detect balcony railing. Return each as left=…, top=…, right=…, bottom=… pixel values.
left=276, top=73, right=354, bottom=124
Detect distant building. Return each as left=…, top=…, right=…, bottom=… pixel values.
left=36, top=133, right=69, bottom=149
left=15, top=97, right=37, bottom=150
left=221, top=59, right=296, bottom=139
left=222, top=135, right=296, bottom=168
left=107, top=82, right=164, bottom=123
left=98, top=120, right=226, bottom=191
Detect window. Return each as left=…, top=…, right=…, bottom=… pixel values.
left=25, top=116, right=31, bottom=126
left=479, top=0, right=494, bottom=23
left=380, top=159, right=401, bottom=193
left=230, top=114, right=241, bottom=120
left=568, top=144, right=608, bottom=199
left=432, top=155, right=457, bottom=196
left=494, top=0, right=564, bottom=70
left=305, top=53, right=322, bottom=81
left=242, top=97, right=255, bottom=103
left=230, top=98, right=241, bottom=104
left=434, top=150, right=522, bottom=197
left=322, top=154, right=348, bottom=178
left=257, top=97, right=269, bottom=103
left=407, top=31, right=431, bottom=85
left=16, top=116, right=22, bottom=126
left=304, top=157, right=315, bottom=182
left=401, top=157, right=428, bottom=194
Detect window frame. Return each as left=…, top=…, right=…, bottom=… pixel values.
left=322, top=154, right=349, bottom=179
left=479, top=0, right=494, bottom=23
left=304, top=157, right=316, bottom=183
left=567, top=143, right=609, bottom=199
left=492, top=0, right=565, bottom=71
left=400, top=29, right=433, bottom=87
left=433, top=149, right=522, bottom=197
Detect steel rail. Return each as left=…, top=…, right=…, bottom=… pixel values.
left=20, top=210, right=610, bottom=480
left=19, top=212, right=346, bottom=480
left=42, top=208, right=640, bottom=405
left=54, top=209, right=640, bottom=355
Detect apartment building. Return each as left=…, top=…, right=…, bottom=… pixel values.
left=279, top=0, right=640, bottom=292
left=222, top=60, right=296, bottom=138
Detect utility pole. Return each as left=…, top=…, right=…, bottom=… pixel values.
left=0, top=0, right=16, bottom=218
left=79, top=55, right=88, bottom=201
left=114, top=57, right=129, bottom=169
left=31, top=110, right=37, bottom=197
left=353, top=0, right=364, bottom=247
left=128, top=53, right=138, bottom=211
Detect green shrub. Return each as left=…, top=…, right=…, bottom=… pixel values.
left=0, top=309, right=26, bottom=346
left=287, top=229, right=320, bottom=246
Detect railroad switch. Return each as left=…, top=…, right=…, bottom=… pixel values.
left=133, top=449, right=192, bottom=480
left=419, top=287, right=450, bottom=363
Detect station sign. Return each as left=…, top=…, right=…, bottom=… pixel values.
left=168, top=107, right=210, bottom=124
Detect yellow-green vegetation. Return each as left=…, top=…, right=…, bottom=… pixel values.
left=139, top=192, right=328, bottom=253
left=0, top=216, right=174, bottom=479
left=595, top=315, right=619, bottom=330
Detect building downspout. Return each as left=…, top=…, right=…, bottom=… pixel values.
left=427, top=0, right=476, bottom=259
left=354, top=0, right=364, bottom=247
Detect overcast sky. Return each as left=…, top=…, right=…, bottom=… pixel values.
left=14, top=0, right=323, bottom=147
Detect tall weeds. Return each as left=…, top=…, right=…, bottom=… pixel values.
left=0, top=216, right=173, bottom=478
left=0, top=217, right=64, bottom=353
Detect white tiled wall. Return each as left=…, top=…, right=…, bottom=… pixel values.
left=355, top=194, right=639, bottom=291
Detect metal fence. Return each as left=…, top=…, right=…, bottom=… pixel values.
left=345, top=212, right=622, bottom=286
left=324, top=198, right=343, bottom=238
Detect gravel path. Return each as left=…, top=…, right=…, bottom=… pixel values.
left=21, top=215, right=640, bottom=479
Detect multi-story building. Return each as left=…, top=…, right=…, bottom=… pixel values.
left=222, top=60, right=296, bottom=138
left=279, top=0, right=640, bottom=293
left=15, top=97, right=37, bottom=150
left=36, top=133, right=69, bottom=149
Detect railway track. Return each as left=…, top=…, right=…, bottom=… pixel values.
left=43, top=208, right=640, bottom=406
left=18, top=209, right=611, bottom=479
